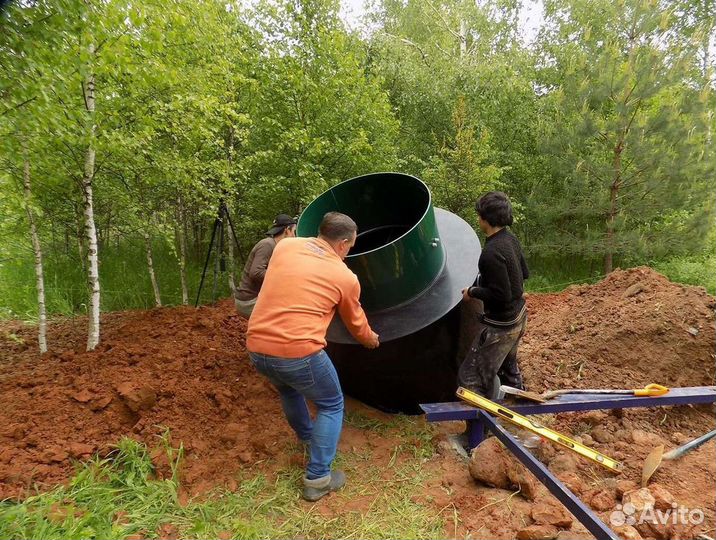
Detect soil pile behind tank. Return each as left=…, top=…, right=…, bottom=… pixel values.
left=520, top=266, right=715, bottom=392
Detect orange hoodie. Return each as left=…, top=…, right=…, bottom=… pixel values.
left=246, top=237, right=374, bottom=358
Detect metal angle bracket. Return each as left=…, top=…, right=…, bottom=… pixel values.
left=479, top=411, right=621, bottom=540
left=420, top=385, right=716, bottom=425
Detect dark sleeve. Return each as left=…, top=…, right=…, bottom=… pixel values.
left=469, top=252, right=511, bottom=303
left=248, top=242, right=274, bottom=284
left=520, top=251, right=530, bottom=280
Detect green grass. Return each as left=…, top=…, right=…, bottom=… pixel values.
left=0, top=419, right=444, bottom=540
left=0, top=239, right=236, bottom=320
left=3, top=239, right=714, bottom=320
left=344, top=410, right=437, bottom=461
left=523, top=256, right=604, bottom=293
left=525, top=252, right=716, bottom=294
left=652, top=253, right=716, bottom=294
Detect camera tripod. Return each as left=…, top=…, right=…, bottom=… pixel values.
left=195, top=200, right=243, bottom=307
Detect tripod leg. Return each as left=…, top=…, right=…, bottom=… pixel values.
left=195, top=217, right=220, bottom=307
left=212, top=219, right=223, bottom=302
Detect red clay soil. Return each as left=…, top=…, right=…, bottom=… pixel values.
left=0, top=304, right=286, bottom=498
left=1, top=267, right=714, bottom=539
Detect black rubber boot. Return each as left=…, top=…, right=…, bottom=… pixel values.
left=302, top=470, right=346, bottom=502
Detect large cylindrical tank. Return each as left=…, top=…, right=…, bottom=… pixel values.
left=297, top=173, right=482, bottom=413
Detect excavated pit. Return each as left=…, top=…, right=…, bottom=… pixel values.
left=0, top=266, right=714, bottom=536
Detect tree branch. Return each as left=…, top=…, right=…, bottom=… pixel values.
left=1, top=97, right=38, bottom=117
left=425, top=0, right=464, bottom=45
left=383, top=32, right=431, bottom=66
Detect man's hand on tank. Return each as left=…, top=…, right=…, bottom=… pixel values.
left=462, top=287, right=471, bottom=301
left=364, top=332, right=380, bottom=349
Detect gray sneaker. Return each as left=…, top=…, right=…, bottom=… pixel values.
left=302, top=470, right=346, bottom=502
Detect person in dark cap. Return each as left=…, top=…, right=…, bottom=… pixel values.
left=459, top=191, right=529, bottom=398
left=235, top=214, right=297, bottom=318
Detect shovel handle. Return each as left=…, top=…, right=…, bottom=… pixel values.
left=663, top=429, right=716, bottom=460
left=543, top=383, right=669, bottom=400
left=634, top=384, right=669, bottom=396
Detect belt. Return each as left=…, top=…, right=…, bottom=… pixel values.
left=481, top=303, right=527, bottom=327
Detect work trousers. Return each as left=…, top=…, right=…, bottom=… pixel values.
left=235, top=297, right=257, bottom=319
left=458, top=311, right=528, bottom=399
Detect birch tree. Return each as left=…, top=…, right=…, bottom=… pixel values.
left=81, top=39, right=101, bottom=350
left=144, top=226, right=162, bottom=307
left=22, top=143, right=48, bottom=352
left=0, top=0, right=68, bottom=348
left=174, top=195, right=189, bottom=305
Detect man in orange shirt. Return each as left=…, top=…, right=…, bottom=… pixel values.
left=247, top=212, right=380, bottom=501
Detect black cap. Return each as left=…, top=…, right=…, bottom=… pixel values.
left=266, top=214, right=297, bottom=236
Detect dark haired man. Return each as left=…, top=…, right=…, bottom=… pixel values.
left=459, top=191, right=529, bottom=398
left=235, top=214, right=297, bottom=318
left=247, top=211, right=380, bottom=501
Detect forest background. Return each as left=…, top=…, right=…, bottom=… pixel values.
left=1, top=0, right=714, bottom=351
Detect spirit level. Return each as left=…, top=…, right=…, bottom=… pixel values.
left=456, top=386, right=623, bottom=473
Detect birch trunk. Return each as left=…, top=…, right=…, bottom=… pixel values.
left=22, top=145, right=48, bottom=353
left=225, top=129, right=237, bottom=295
left=459, top=19, right=467, bottom=56
left=77, top=218, right=85, bottom=271
left=83, top=42, right=101, bottom=351
left=177, top=196, right=189, bottom=305
left=144, top=228, right=162, bottom=307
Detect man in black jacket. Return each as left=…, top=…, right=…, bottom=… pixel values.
left=459, top=191, right=529, bottom=398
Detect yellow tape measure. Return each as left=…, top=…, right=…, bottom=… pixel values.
left=456, top=387, right=623, bottom=473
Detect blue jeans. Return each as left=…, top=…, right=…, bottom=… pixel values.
left=249, top=349, right=344, bottom=480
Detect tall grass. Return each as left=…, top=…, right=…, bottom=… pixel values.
left=0, top=420, right=444, bottom=540
left=525, top=252, right=716, bottom=295
left=652, top=253, right=716, bottom=294
left=2, top=238, right=714, bottom=320
left=0, top=239, right=236, bottom=320
left=523, top=256, right=604, bottom=293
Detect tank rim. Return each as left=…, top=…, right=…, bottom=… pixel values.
left=298, top=171, right=433, bottom=258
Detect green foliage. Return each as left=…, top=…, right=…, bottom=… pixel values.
left=1, top=0, right=714, bottom=321
left=531, top=0, right=715, bottom=271
left=0, top=240, right=231, bottom=320
left=422, top=96, right=504, bottom=221
left=652, top=253, right=716, bottom=294
left=242, top=0, right=399, bottom=219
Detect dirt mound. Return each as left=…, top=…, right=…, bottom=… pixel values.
left=0, top=302, right=289, bottom=499
left=521, top=266, right=715, bottom=392
left=0, top=266, right=714, bottom=537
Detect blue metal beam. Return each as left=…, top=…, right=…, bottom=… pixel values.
left=480, top=411, right=620, bottom=540
left=420, top=385, right=716, bottom=421
left=422, top=388, right=716, bottom=540
left=467, top=417, right=484, bottom=448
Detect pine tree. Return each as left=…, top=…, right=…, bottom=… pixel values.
left=535, top=0, right=715, bottom=272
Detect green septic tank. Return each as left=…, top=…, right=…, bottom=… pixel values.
left=297, top=172, right=482, bottom=412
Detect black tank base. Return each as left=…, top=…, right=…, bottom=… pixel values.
left=326, top=300, right=482, bottom=414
